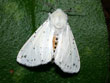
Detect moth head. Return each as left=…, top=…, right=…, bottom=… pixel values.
left=49, top=9, right=68, bottom=29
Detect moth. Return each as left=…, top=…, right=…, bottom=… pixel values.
left=17, top=9, right=80, bottom=74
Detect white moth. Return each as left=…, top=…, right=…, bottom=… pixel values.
left=17, top=9, right=80, bottom=74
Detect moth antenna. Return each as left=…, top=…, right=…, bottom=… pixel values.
left=67, top=13, right=86, bottom=16
left=39, top=5, right=55, bottom=13
left=64, top=8, right=85, bottom=16
left=64, top=8, right=72, bottom=12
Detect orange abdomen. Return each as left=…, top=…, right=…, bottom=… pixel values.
left=52, top=36, right=58, bottom=52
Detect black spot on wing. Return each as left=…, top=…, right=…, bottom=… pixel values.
left=73, top=63, right=75, bottom=66
left=34, top=35, right=36, bottom=38
left=20, top=54, right=27, bottom=59
left=64, top=64, right=67, bottom=66
left=53, top=50, right=55, bottom=52
left=59, top=62, right=61, bottom=64
left=24, top=55, right=27, bottom=58
left=67, top=65, right=69, bottom=68
left=70, top=67, right=72, bottom=69
left=30, top=40, right=32, bottom=42
left=21, top=55, right=23, bottom=58
left=26, top=58, right=36, bottom=62
left=76, top=65, right=77, bottom=68
left=43, top=31, right=45, bottom=33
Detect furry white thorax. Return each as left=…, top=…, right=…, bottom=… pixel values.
left=49, top=9, right=68, bottom=35
left=49, top=9, right=68, bottom=29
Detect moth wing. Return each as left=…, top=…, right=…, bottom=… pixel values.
left=17, top=19, right=54, bottom=67
left=55, top=24, right=80, bottom=73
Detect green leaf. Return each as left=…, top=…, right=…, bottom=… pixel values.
left=0, top=0, right=109, bottom=83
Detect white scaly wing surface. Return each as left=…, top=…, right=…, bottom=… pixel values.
left=55, top=24, right=80, bottom=73
left=17, top=19, right=54, bottom=67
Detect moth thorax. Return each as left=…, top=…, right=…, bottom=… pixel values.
left=54, top=27, right=64, bottom=35
left=50, top=9, right=68, bottom=29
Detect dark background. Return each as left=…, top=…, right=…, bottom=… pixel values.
left=102, top=1, right=110, bottom=81
left=102, top=0, right=110, bottom=43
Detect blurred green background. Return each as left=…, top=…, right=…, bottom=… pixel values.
left=0, top=0, right=109, bottom=83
